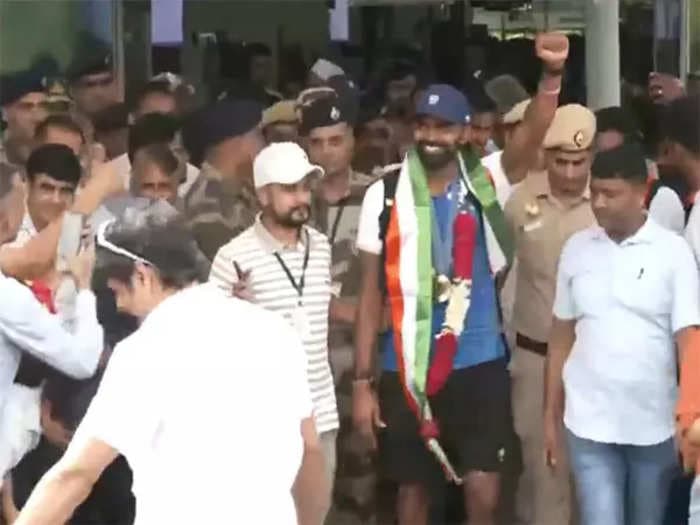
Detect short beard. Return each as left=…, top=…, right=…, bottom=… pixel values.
left=416, top=142, right=456, bottom=172
left=277, top=205, right=311, bottom=228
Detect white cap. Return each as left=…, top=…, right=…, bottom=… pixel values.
left=253, top=142, right=324, bottom=189
left=310, top=59, right=345, bottom=81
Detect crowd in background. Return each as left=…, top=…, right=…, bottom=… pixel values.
left=0, top=25, right=699, bottom=525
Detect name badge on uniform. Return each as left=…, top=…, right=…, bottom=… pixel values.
left=523, top=219, right=544, bottom=233
left=291, top=306, right=310, bottom=339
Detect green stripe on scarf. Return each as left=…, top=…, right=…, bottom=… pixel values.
left=460, top=147, right=514, bottom=266
left=407, top=150, right=433, bottom=408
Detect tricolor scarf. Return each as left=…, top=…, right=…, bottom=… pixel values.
left=384, top=147, right=513, bottom=482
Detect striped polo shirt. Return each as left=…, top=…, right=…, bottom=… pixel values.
left=209, top=215, right=338, bottom=434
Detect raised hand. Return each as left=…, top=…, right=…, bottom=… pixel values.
left=536, top=32, right=570, bottom=74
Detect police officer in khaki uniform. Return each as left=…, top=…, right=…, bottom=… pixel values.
left=504, top=104, right=597, bottom=525
left=182, top=99, right=264, bottom=260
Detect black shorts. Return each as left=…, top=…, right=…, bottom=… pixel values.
left=377, top=358, right=513, bottom=484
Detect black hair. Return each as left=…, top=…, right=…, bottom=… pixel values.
left=42, top=370, right=103, bottom=430
left=662, top=95, right=700, bottom=157
left=35, top=114, right=85, bottom=143
left=26, top=143, right=81, bottom=186
left=127, top=113, right=180, bottom=162
left=595, top=106, right=641, bottom=141
left=133, top=143, right=180, bottom=178
left=591, top=142, right=647, bottom=184
left=94, top=217, right=209, bottom=291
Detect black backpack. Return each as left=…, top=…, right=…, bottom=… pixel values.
left=377, top=169, right=400, bottom=294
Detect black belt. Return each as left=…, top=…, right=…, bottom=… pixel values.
left=516, top=333, right=547, bottom=357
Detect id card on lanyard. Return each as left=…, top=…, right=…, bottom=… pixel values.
left=273, top=229, right=311, bottom=339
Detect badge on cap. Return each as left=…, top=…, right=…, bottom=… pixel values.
left=573, top=130, right=584, bottom=148
left=428, top=94, right=440, bottom=105
left=330, top=106, right=340, bottom=121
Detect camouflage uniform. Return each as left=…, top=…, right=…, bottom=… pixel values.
left=313, top=170, right=380, bottom=525
left=183, top=163, right=259, bottom=261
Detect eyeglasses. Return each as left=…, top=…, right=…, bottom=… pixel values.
left=96, top=219, right=152, bottom=266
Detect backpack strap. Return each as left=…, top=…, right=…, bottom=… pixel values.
left=377, top=169, right=401, bottom=294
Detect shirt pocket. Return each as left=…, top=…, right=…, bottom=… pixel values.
left=570, top=267, right=609, bottom=317
left=613, top=262, right=671, bottom=317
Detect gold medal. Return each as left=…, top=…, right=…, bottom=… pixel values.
left=434, top=274, right=452, bottom=303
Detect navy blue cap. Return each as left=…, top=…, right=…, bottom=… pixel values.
left=415, top=84, right=471, bottom=125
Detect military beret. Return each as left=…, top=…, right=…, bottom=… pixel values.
left=502, top=98, right=531, bottom=125
left=261, top=100, right=297, bottom=128
left=68, top=51, right=112, bottom=82
left=327, top=74, right=359, bottom=124
left=0, top=68, right=48, bottom=107
left=543, top=104, right=596, bottom=151
left=299, top=95, right=351, bottom=135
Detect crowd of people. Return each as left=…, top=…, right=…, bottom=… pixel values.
left=0, top=27, right=700, bottom=525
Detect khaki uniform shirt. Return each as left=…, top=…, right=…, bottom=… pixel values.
left=183, top=162, right=258, bottom=261
left=505, top=170, right=595, bottom=342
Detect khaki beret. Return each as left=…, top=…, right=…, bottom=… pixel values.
left=502, top=98, right=530, bottom=125
left=543, top=104, right=596, bottom=151
left=261, top=100, right=298, bottom=128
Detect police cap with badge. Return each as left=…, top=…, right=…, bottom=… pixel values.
left=543, top=104, right=596, bottom=151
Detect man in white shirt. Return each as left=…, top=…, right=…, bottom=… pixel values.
left=12, top=144, right=82, bottom=248
left=15, top=215, right=329, bottom=525
left=545, top=142, right=700, bottom=525
left=210, top=142, right=338, bottom=521
left=0, top=168, right=103, bottom=477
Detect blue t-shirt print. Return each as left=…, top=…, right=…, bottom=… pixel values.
left=380, top=190, right=505, bottom=372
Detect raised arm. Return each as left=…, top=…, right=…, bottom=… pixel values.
left=501, top=32, right=569, bottom=184
left=0, top=248, right=102, bottom=379
left=0, top=162, right=121, bottom=281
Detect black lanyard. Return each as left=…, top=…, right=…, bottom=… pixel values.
left=328, top=199, right=348, bottom=246
left=273, top=229, right=310, bottom=304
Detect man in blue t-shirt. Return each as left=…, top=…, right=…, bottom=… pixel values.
left=354, top=85, right=513, bottom=524
left=354, top=32, right=568, bottom=525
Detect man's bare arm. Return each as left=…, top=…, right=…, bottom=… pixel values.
left=0, top=162, right=120, bottom=280
left=354, top=251, right=383, bottom=376
left=544, top=317, right=575, bottom=419
left=292, top=417, right=329, bottom=525
left=329, top=297, right=357, bottom=325
left=501, top=32, right=569, bottom=185
left=14, top=438, right=118, bottom=525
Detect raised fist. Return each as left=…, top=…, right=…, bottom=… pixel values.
left=536, top=32, right=569, bottom=73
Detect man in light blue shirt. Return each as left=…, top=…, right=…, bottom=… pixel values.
left=545, top=142, right=700, bottom=525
